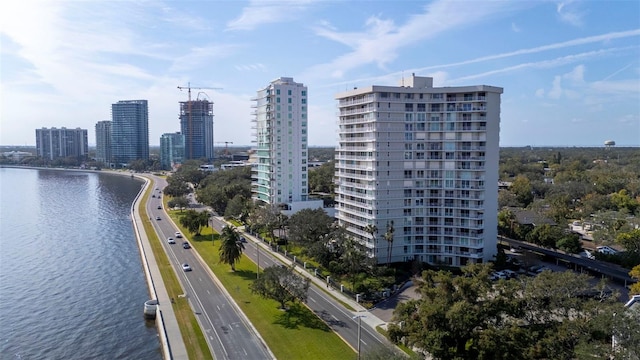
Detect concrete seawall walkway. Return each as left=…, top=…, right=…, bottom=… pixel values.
left=131, top=176, right=188, bottom=360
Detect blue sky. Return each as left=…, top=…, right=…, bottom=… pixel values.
left=1, top=0, right=639, bottom=147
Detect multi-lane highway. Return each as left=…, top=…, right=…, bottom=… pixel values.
left=147, top=177, right=273, bottom=360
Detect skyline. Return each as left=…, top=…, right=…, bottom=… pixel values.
left=1, top=1, right=639, bottom=147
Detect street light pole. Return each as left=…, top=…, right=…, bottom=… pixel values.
left=256, top=242, right=260, bottom=279
left=353, top=314, right=366, bottom=360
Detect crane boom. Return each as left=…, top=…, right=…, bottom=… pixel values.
left=177, top=83, right=223, bottom=159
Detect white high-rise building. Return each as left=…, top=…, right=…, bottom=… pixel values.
left=335, top=74, right=503, bottom=267
left=252, top=77, right=317, bottom=213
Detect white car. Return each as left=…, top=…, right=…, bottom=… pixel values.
left=167, top=237, right=175, bottom=244
left=175, top=232, right=183, bottom=238
left=596, top=246, right=618, bottom=255
left=182, top=263, right=192, bottom=272
left=581, top=250, right=595, bottom=259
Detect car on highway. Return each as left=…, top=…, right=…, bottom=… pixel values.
left=167, top=237, right=175, bottom=244
left=175, top=232, right=183, bottom=238
left=157, top=205, right=162, bottom=209
left=155, top=216, right=161, bottom=220
left=182, top=241, right=190, bottom=249
left=182, top=263, right=192, bottom=272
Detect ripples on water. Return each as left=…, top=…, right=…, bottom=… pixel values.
left=0, top=168, right=160, bottom=359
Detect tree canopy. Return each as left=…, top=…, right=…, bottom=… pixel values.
left=218, top=225, right=245, bottom=271
left=388, top=264, right=637, bottom=360
left=250, top=265, right=310, bottom=309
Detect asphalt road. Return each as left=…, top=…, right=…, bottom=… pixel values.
left=208, top=215, right=392, bottom=356
left=148, top=177, right=273, bottom=360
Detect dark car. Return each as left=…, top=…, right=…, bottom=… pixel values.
left=182, top=241, right=190, bottom=249
left=157, top=205, right=162, bottom=209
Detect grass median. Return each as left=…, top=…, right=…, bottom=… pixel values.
left=169, top=211, right=356, bottom=360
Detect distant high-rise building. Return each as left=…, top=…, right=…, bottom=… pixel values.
left=160, top=132, right=185, bottom=170
left=35, top=127, right=88, bottom=161
left=95, top=120, right=112, bottom=165
left=111, top=100, right=149, bottom=166
left=251, top=77, right=309, bottom=207
left=179, top=99, right=214, bottom=161
left=334, top=74, right=503, bottom=266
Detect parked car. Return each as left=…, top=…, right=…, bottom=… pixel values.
left=596, top=246, right=618, bottom=255
left=491, top=271, right=508, bottom=281
left=167, top=237, right=175, bottom=244
left=182, top=241, right=190, bottom=249
left=502, top=269, right=518, bottom=279
left=182, top=263, right=192, bottom=272
left=580, top=249, right=595, bottom=260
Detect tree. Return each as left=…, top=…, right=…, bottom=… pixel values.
left=617, top=229, right=640, bottom=257
left=287, top=208, right=334, bottom=247
left=364, top=224, right=378, bottom=256
left=388, top=265, right=626, bottom=360
left=340, top=237, right=371, bottom=291
left=384, top=221, right=395, bottom=266
left=250, top=265, right=310, bottom=309
left=179, top=210, right=202, bottom=234
left=510, top=175, right=534, bottom=207
left=556, top=232, right=582, bottom=253
left=629, top=265, right=640, bottom=295
left=167, top=196, right=190, bottom=212
left=218, top=225, right=244, bottom=271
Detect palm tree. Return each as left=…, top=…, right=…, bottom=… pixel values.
left=219, top=225, right=245, bottom=271
left=384, top=220, right=395, bottom=266
left=364, top=224, right=378, bottom=257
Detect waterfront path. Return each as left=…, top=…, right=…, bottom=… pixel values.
left=131, top=175, right=188, bottom=360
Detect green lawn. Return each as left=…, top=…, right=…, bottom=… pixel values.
left=169, top=211, right=357, bottom=360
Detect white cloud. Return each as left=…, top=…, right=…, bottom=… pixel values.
left=556, top=1, right=585, bottom=27
left=548, top=76, right=564, bottom=99
left=305, top=0, right=519, bottom=80
left=226, top=0, right=315, bottom=31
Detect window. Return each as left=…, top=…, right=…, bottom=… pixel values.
left=288, top=98, right=292, bottom=103
left=404, top=170, right=413, bottom=179
left=417, top=103, right=425, bottom=112
left=277, top=97, right=280, bottom=103
left=276, top=89, right=280, bottom=95
left=288, top=90, right=292, bottom=95
left=301, top=90, right=306, bottom=96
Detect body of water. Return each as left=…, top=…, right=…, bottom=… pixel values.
left=0, top=167, right=161, bottom=359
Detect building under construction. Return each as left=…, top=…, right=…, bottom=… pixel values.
left=179, top=99, right=214, bottom=161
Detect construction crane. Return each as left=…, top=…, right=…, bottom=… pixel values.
left=216, top=141, right=234, bottom=157
left=177, top=83, right=223, bottom=159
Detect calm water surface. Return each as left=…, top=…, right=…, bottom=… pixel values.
left=0, top=167, right=161, bottom=359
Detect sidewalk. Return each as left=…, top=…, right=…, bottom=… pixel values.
left=132, top=176, right=188, bottom=360
left=238, top=226, right=389, bottom=331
